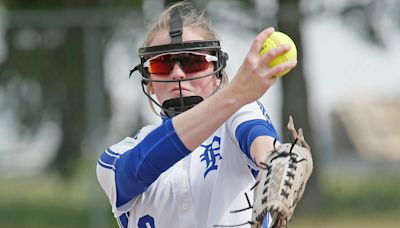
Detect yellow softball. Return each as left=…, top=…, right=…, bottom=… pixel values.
left=259, top=31, right=297, bottom=77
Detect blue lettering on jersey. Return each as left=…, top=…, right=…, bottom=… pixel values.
left=256, top=100, right=272, bottom=123
left=200, top=136, right=222, bottom=178
left=117, top=213, right=129, bottom=228
left=138, top=214, right=155, bottom=228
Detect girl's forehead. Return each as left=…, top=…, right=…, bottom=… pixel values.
left=149, top=27, right=206, bottom=46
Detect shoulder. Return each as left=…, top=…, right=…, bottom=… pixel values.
left=233, top=101, right=268, bottom=117
left=254, top=100, right=272, bottom=123
left=131, top=124, right=159, bottom=141
left=109, top=124, right=159, bottom=154
left=227, top=101, right=272, bottom=130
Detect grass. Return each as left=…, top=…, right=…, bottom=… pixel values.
left=321, top=171, right=400, bottom=215
left=1, top=163, right=400, bottom=227
left=289, top=170, right=400, bottom=228
left=0, top=164, right=114, bottom=228
left=291, top=212, right=400, bottom=228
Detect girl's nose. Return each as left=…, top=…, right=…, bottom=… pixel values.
left=170, top=62, right=187, bottom=80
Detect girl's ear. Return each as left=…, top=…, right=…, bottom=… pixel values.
left=215, top=76, right=222, bottom=88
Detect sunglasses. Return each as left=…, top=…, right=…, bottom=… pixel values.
left=143, top=51, right=218, bottom=75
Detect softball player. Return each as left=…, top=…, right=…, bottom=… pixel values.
left=97, top=2, right=296, bottom=227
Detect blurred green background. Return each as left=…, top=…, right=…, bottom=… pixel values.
left=1, top=0, right=400, bottom=227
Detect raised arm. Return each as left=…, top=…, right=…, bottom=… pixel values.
left=173, top=27, right=296, bottom=151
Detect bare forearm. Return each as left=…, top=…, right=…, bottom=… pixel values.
left=250, top=136, right=280, bottom=166
left=172, top=85, right=243, bottom=150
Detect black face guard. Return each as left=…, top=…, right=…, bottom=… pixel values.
left=129, top=8, right=229, bottom=117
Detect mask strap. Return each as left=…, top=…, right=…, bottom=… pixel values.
left=178, top=80, right=184, bottom=112
left=169, top=8, right=183, bottom=44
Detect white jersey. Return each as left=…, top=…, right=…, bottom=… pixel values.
left=97, top=101, right=274, bottom=228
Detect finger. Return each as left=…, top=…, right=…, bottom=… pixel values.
left=297, top=127, right=304, bottom=146
left=260, top=44, right=291, bottom=65
left=267, top=60, right=297, bottom=78
left=249, top=27, right=275, bottom=57
left=287, top=115, right=298, bottom=140
left=298, top=128, right=311, bottom=150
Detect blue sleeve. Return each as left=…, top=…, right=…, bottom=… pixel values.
left=115, top=118, right=190, bottom=207
left=235, top=119, right=280, bottom=161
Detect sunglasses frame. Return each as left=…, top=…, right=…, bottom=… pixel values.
left=139, top=40, right=222, bottom=57
left=143, top=51, right=218, bottom=75
left=130, top=40, right=228, bottom=84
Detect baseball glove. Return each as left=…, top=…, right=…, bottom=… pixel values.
left=251, top=116, right=313, bottom=228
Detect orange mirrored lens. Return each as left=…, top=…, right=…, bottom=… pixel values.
left=147, top=53, right=212, bottom=75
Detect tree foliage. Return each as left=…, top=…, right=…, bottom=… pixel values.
left=0, top=26, right=86, bottom=178
left=2, top=0, right=145, bottom=9
left=0, top=0, right=143, bottom=178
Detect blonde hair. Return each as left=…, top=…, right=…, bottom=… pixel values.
left=144, top=1, right=229, bottom=116
left=145, top=1, right=218, bottom=46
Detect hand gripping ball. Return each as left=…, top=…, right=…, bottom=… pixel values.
left=259, top=31, right=297, bottom=77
